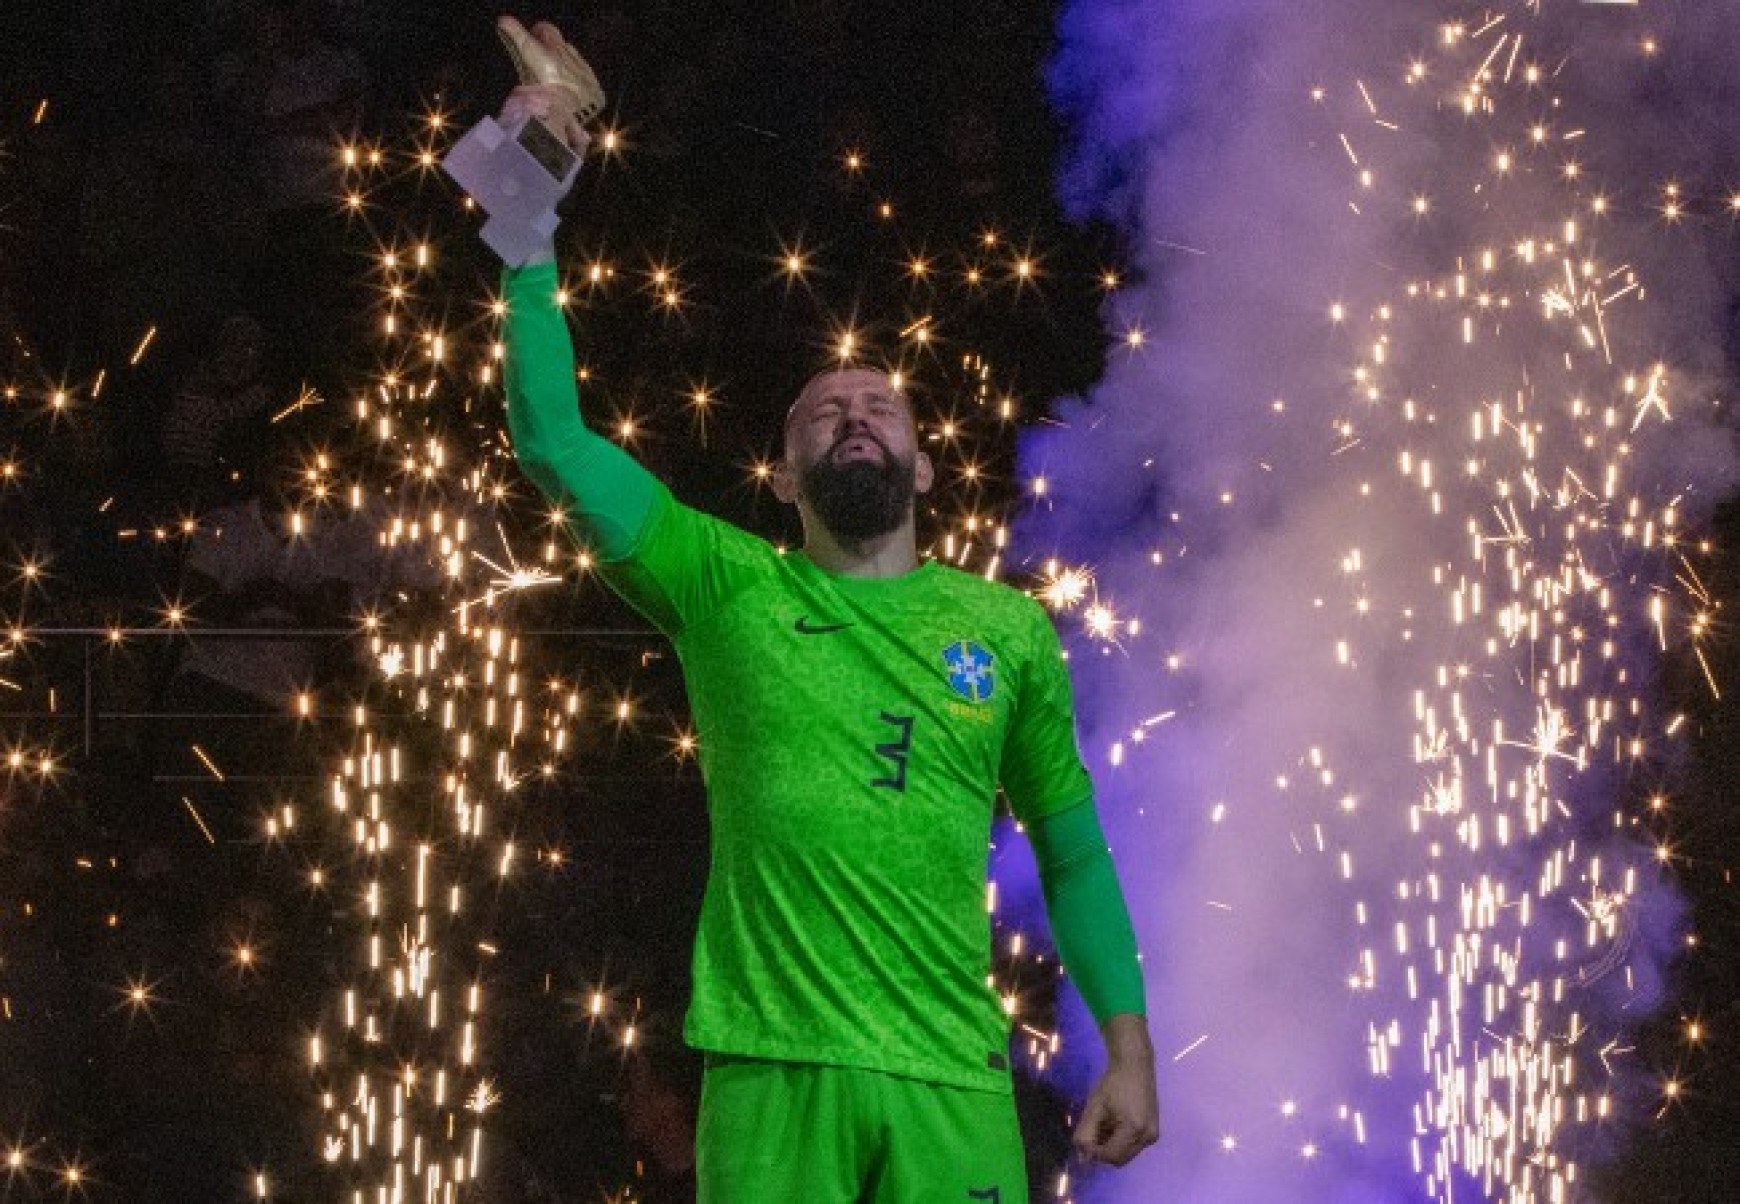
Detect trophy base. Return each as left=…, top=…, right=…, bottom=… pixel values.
left=442, top=115, right=582, bottom=266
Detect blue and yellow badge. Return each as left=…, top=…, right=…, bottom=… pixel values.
left=942, top=640, right=995, bottom=704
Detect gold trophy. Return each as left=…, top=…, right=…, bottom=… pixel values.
left=441, top=17, right=607, bottom=265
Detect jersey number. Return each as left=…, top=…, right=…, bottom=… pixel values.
left=871, top=712, right=914, bottom=792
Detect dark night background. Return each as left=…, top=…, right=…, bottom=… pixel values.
left=0, top=1, right=1735, bottom=1201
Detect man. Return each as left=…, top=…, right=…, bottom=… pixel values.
left=494, top=20, right=1158, bottom=1201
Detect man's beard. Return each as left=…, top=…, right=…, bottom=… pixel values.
left=801, top=443, right=916, bottom=546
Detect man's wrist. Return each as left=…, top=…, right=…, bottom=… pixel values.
left=1102, top=1012, right=1153, bottom=1065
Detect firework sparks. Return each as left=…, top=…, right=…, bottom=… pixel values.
left=1027, top=1, right=1737, bottom=1199
left=271, top=79, right=1111, bottom=1198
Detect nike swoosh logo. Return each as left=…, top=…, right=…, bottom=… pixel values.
left=794, top=617, right=854, bottom=635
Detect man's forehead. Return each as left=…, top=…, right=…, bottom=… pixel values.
left=786, top=367, right=907, bottom=427
left=796, top=368, right=902, bottom=407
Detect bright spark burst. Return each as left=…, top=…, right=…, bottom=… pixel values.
left=1073, top=7, right=1731, bottom=1198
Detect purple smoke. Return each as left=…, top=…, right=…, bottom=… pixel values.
left=1014, top=2, right=1740, bottom=1199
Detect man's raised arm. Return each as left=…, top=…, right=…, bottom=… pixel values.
left=494, top=80, right=662, bottom=562
left=487, top=43, right=770, bottom=641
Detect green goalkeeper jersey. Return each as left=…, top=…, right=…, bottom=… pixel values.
left=605, top=497, right=1093, bottom=1090
left=503, top=263, right=1095, bottom=1093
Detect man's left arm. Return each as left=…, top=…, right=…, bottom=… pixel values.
left=1027, top=801, right=1158, bottom=1167
left=999, top=599, right=1158, bottom=1167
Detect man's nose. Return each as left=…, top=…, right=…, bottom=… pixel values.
left=839, top=398, right=879, bottom=428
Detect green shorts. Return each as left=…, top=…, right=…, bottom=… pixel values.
left=695, top=1054, right=1029, bottom=1204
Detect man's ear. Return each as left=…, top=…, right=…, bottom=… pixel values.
left=914, top=449, right=936, bottom=497
left=769, top=458, right=799, bottom=504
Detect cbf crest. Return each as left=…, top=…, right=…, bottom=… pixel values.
left=942, top=640, right=995, bottom=704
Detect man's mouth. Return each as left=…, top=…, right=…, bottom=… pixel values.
left=831, top=434, right=887, bottom=463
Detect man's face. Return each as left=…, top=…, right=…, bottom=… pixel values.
left=777, top=369, right=932, bottom=544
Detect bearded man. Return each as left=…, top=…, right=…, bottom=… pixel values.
left=494, top=18, right=1158, bottom=1201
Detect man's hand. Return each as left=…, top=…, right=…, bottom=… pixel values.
left=497, top=17, right=603, bottom=155
left=1074, top=1013, right=1160, bottom=1167
left=442, top=17, right=601, bottom=263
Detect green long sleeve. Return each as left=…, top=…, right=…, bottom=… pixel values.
left=1026, top=798, right=1147, bottom=1026
left=501, top=261, right=663, bottom=560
